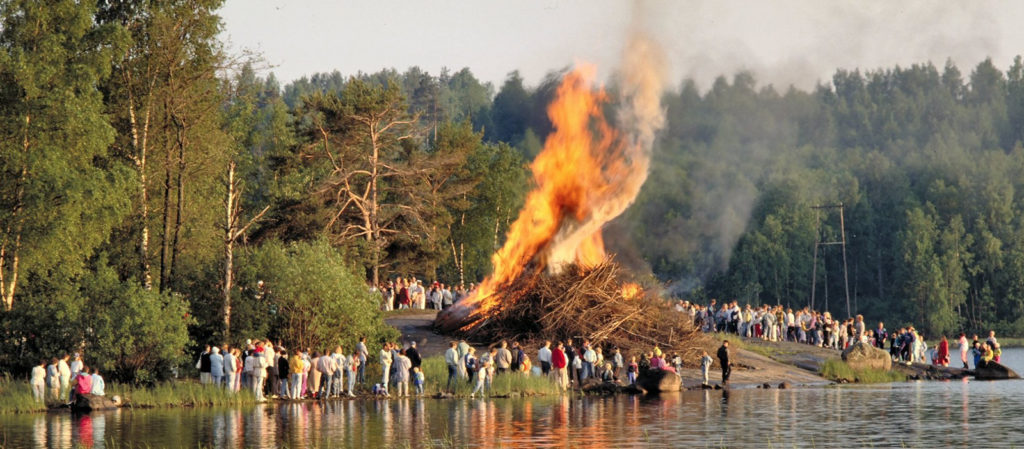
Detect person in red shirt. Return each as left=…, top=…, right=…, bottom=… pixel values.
left=935, top=335, right=950, bottom=367
left=551, top=342, right=568, bottom=392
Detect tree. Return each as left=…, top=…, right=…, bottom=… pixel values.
left=298, top=80, right=420, bottom=284
left=242, top=240, right=397, bottom=350
left=0, top=0, right=131, bottom=310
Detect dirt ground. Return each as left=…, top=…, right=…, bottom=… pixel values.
left=385, top=310, right=832, bottom=388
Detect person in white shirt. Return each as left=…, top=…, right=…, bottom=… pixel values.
left=30, top=360, right=46, bottom=402
left=90, top=368, right=106, bottom=396
left=444, top=341, right=459, bottom=392
left=379, top=343, right=393, bottom=396
left=537, top=341, right=552, bottom=375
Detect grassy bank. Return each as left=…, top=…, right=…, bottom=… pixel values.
left=0, top=376, right=258, bottom=414
left=0, top=376, right=48, bottom=413
left=819, top=359, right=905, bottom=383
left=417, top=355, right=561, bottom=397
left=110, top=382, right=257, bottom=408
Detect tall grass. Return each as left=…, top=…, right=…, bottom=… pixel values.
left=417, top=355, right=560, bottom=397
left=0, top=375, right=48, bottom=414
left=820, top=359, right=905, bottom=383
left=109, top=382, right=258, bottom=408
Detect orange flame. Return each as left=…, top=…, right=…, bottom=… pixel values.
left=620, top=283, right=643, bottom=300
left=447, top=64, right=651, bottom=325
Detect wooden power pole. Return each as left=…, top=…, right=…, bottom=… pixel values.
left=810, top=203, right=852, bottom=318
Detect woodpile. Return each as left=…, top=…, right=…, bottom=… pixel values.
left=436, top=259, right=709, bottom=365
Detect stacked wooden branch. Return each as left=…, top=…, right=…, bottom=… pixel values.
left=447, top=259, right=710, bottom=365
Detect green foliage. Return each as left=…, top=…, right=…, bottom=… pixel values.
left=820, top=359, right=905, bottom=384
left=109, top=381, right=256, bottom=408
left=83, top=258, right=192, bottom=384
left=418, top=355, right=559, bottom=397
left=0, top=0, right=133, bottom=301
left=236, top=240, right=398, bottom=351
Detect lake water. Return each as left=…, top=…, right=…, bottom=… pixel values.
left=3, top=348, right=1023, bottom=448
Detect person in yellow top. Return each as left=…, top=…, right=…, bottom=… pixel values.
left=289, top=353, right=304, bottom=399
left=981, top=342, right=995, bottom=364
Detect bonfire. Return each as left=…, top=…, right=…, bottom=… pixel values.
left=436, top=35, right=708, bottom=362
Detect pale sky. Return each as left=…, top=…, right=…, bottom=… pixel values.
left=219, top=0, right=1024, bottom=92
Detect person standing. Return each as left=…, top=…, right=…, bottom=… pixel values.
left=444, top=341, right=459, bottom=393
left=394, top=349, right=412, bottom=397
left=224, top=347, right=238, bottom=392
left=700, top=351, right=714, bottom=385
left=277, top=350, right=290, bottom=398
left=317, top=350, right=336, bottom=399
left=405, top=342, right=422, bottom=380
left=289, top=351, right=304, bottom=399
left=210, top=347, right=224, bottom=387
left=70, top=354, right=83, bottom=381
left=251, top=342, right=268, bottom=401
left=379, top=343, right=393, bottom=396
left=46, top=358, right=60, bottom=401
left=935, top=336, right=950, bottom=367
left=717, top=340, right=731, bottom=385
left=197, top=345, right=212, bottom=385
left=31, top=360, right=46, bottom=402
left=495, top=341, right=512, bottom=375
left=470, top=348, right=488, bottom=398
left=582, top=342, right=597, bottom=380
left=413, top=367, right=425, bottom=396
left=356, top=337, right=368, bottom=384
left=346, top=349, right=359, bottom=397
left=552, top=343, right=568, bottom=392
left=58, top=354, right=71, bottom=402
left=457, top=340, right=471, bottom=379
left=538, top=341, right=552, bottom=376
left=332, top=347, right=346, bottom=398
left=612, top=348, right=624, bottom=380
left=959, top=333, right=970, bottom=369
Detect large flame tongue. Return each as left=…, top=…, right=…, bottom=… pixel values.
left=438, top=35, right=665, bottom=332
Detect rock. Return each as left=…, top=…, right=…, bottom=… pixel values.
left=713, top=384, right=722, bottom=390
left=841, top=341, right=892, bottom=372
left=974, top=361, right=1021, bottom=380
left=72, top=394, right=119, bottom=412
left=636, top=369, right=682, bottom=393
left=762, top=383, right=772, bottom=389
left=700, top=383, right=713, bottom=390
left=778, top=382, right=791, bottom=389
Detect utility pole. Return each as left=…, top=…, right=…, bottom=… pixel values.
left=810, top=203, right=852, bottom=318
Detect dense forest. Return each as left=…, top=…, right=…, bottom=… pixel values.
left=3, top=1, right=1024, bottom=381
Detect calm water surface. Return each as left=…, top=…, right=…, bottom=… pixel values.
left=3, top=348, right=1024, bottom=448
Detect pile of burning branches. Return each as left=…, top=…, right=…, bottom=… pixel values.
left=437, top=259, right=709, bottom=364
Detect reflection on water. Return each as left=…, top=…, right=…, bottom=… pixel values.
left=5, top=351, right=1024, bottom=448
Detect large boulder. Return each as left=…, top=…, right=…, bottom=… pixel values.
left=636, top=369, right=681, bottom=393
left=974, top=361, right=1021, bottom=380
left=72, top=394, right=120, bottom=412
left=841, top=341, right=892, bottom=371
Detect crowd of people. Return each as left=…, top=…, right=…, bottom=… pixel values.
left=680, top=298, right=1006, bottom=370
left=29, top=353, right=106, bottom=404
left=439, top=337, right=712, bottom=397
left=375, top=277, right=477, bottom=311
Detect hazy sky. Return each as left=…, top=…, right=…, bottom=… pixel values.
left=219, top=0, right=1024, bottom=91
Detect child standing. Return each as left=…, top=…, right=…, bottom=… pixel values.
left=413, top=367, right=425, bottom=395
left=626, top=356, right=639, bottom=385
left=700, top=350, right=714, bottom=385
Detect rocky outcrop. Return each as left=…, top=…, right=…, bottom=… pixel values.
left=636, top=369, right=681, bottom=392
left=974, top=361, right=1021, bottom=380
left=841, top=342, right=892, bottom=371
left=72, top=394, right=120, bottom=412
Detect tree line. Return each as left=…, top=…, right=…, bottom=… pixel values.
left=4, top=1, right=1024, bottom=382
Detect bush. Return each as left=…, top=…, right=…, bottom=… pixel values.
left=83, top=258, right=192, bottom=383
left=234, top=239, right=398, bottom=351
